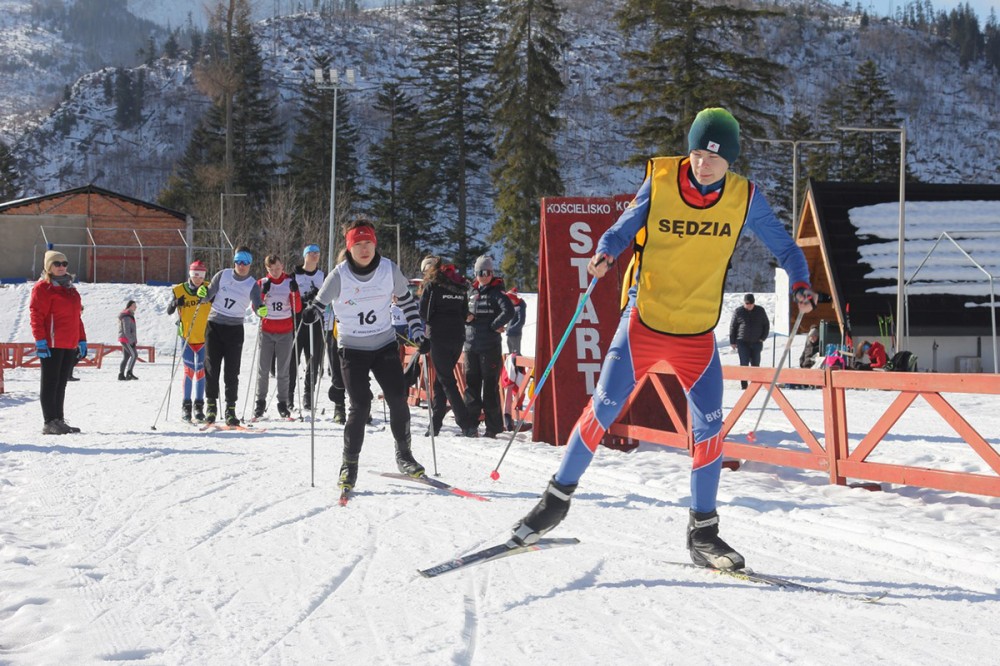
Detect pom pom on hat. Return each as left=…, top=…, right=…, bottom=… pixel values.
left=688, top=107, right=741, bottom=164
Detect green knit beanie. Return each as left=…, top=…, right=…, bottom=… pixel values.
left=687, top=108, right=741, bottom=164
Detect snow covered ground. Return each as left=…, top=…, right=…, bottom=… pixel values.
left=2, top=282, right=999, bottom=665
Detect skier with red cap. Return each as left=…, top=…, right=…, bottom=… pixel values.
left=167, top=260, right=212, bottom=422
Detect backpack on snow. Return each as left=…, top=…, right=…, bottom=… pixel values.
left=888, top=350, right=918, bottom=372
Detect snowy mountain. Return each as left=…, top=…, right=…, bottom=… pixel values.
left=3, top=1, right=999, bottom=289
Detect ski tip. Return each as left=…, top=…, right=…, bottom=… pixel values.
left=489, top=470, right=500, bottom=481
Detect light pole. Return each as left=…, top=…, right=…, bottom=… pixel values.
left=749, top=137, right=837, bottom=237
left=838, top=125, right=907, bottom=352
left=219, top=192, right=246, bottom=266
left=385, top=223, right=401, bottom=269
left=313, top=67, right=355, bottom=274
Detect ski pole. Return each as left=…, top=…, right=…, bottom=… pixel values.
left=746, top=307, right=806, bottom=443
left=490, top=274, right=601, bottom=480
left=241, top=317, right=263, bottom=421
left=422, top=353, right=438, bottom=475
left=152, top=300, right=205, bottom=430
left=166, top=331, right=179, bottom=420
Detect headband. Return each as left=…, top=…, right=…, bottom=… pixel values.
left=234, top=250, right=253, bottom=265
left=303, top=244, right=321, bottom=256
left=345, top=226, right=377, bottom=250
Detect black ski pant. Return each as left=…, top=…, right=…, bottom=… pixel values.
left=429, top=338, right=473, bottom=432
left=205, top=321, right=244, bottom=406
left=290, top=317, right=324, bottom=406
left=39, top=347, right=76, bottom=423
left=464, top=345, right=503, bottom=435
left=326, top=331, right=345, bottom=406
left=339, top=342, right=410, bottom=460
left=736, top=339, right=763, bottom=389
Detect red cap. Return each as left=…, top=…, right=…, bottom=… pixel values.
left=189, top=260, right=207, bottom=275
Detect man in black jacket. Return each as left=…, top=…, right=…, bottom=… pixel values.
left=464, top=255, right=515, bottom=438
left=729, top=293, right=770, bottom=389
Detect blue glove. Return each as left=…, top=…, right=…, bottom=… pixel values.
left=35, top=339, right=51, bottom=359
left=78, top=341, right=88, bottom=359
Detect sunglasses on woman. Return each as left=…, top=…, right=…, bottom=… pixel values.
left=478, top=270, right=492, bottom=277
left=51, top=261, right=69, bottom=267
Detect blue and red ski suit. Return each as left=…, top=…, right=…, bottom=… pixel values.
left=554, top=158, right=811, bottom=513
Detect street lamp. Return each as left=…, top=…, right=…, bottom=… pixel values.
left=749, top=137, right=837, bottom=237
left=313, top=67, right=356, bottom=274
left=838, top=125, right=907, bottom=352
left=219, top=192, right=246, bottom=266
left=384, top=223, right=401, bottom=269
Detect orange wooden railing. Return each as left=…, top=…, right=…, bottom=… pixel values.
left=2, top=342, right=156, bottom=370
left=606, top=363, right=1000, bottom=498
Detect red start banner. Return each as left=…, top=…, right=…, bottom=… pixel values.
left=533, top=195, right=635, bottom=448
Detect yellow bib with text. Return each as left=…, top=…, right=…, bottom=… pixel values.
left=172, top=283, right=210, bottom=345
left=630, top=156, right=750, bottom=335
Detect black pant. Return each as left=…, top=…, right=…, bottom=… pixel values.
left=40, top=348, right=76, bottom=422
left=326, top=331, right=345, bottom=406
left=205, top=321, right=245, bottom=405
left=736, top=339, right=763, bottom=389
left=339, top=342, right=410, bottom=459
left=290, top=318, right=324, bottom=404
left=464, top=346, right=503, bottom=435
left=430, top=338, right=473, bottom=431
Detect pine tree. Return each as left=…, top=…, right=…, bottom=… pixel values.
left=816, top=59, right=908, bottom=183
left=0, top=140, right=20, bottom=202
left=368, top=82, right=439, bottom=261
left=159, top=0, right=283, bottom=228
left=414, top=0, right=497, bottom=271
left=490, top=0, right=566, bottom=290
left=613, top=0, right=785, bottom=162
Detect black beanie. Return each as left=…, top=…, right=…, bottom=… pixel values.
left=687, top=108, right=741, bottom=164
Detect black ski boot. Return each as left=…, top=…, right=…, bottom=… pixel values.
left=332, top=404, right=346, bottom=425
left=510, top=476, right=577, bottom=546
left=505, top=415, right=516, bottom=432
left=204, top=400, right=217, bottom=424
left=181, top=399, right=193, bottom=423
left=687, top=510, right=745, bottom=570
left=126, top=372, right=139, bottom=380
left=277, top=401, right=290, bottom=418
left=339, top=458, right=359, bottom=490
left=118, top=372, right=127, bottom=381
left=194, top=400, right=206, bottom=422
left=225, top=403, right=239, bottom=427
left=253, top=400, right=266, bottom=420
left=395, top=437, right=425, bottom=478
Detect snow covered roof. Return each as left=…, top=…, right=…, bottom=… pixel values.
left=799, top=181, right=1000, bottom=337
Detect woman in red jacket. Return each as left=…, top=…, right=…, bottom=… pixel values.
left=29, top=250, right=87, bottom=435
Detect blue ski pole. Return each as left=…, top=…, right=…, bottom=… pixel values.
left=490, top=274, right=601, bottom=481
